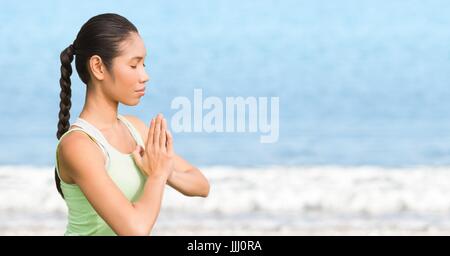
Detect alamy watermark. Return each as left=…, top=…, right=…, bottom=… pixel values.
left=170, top=89, right=279, bottom=143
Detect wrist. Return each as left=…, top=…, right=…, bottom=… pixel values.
left=147, top=171, right=169, bottom=183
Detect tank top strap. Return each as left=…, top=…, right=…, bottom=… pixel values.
left=72, top=118, right=110, bottom=147
left=117, top=114, right=145, bottom=148
left=70, top=118, right=111, bottom=168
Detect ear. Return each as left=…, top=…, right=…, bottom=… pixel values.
left=89, top=55, right=106, bottom=81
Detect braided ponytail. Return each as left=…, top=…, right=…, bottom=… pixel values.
left=55, top=44, right=75, bottom=198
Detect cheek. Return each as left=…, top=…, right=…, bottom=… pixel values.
left=114, top=67, right=137, bottom=88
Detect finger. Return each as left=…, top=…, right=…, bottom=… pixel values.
left=161, top=116, right=167, bottom=131
left=154, top=114, right=162, bottom=147
left=166, top=129, right=173, bottom=154
left=147, top=118, right=155, bottom=149
left=160, top=118, right=167, bottom=149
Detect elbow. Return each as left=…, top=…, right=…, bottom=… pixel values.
left=122, top=217, right=153, bottom=236
left=200, top=180, right=210, bottom=198
left=127, top=224, right=152, bottom=236
left=132, top=226, right=152, bottom=236
left=116, top=226, right=151, bottom=236
left=195, top=168, right=210, bottom=197
left=194, top=171, right=210, bottom=198
left=184, top=181, right=210, bottom=198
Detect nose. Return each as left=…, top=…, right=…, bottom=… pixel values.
left=140, top=68, right=150, bottom=84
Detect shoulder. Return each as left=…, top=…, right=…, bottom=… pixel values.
left=122, top=115, right=149, bottom=142
left=59, top=130, right=101, bottom=155
left=58, top=130, right=105, bottom=180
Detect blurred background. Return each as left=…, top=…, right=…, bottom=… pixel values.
left=1, top=0, right=450, bottom=235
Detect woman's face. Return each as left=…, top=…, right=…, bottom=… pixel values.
left=106, top=32, right=150, bottom=106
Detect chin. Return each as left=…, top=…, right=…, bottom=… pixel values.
left=121, top=98, right=141, bottom=106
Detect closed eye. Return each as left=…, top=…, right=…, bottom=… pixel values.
left=131, top=63, right=146, bottom=69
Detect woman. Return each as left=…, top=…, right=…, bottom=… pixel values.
left=55, top=13, right=210, bottom=236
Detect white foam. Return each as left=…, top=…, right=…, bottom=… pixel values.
left=2, top=165, right=450, bottom=235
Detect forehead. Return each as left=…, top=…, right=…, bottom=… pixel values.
left=116, top=32, right=147, bottom=60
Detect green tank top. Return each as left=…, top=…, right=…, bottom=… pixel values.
left=55, top=114, right=147, bottom=236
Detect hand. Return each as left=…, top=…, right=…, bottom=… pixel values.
left=132, top=113, right=174, bottom=181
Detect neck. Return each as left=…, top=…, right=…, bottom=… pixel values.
left=79, top=85, right=120, bottom=131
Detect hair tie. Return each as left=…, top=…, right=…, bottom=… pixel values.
left=69, top=44, right=76, bottom=54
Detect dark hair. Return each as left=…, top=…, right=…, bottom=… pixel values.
left=56, top=13, right=138, bottom=198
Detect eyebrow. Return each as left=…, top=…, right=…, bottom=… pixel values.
left=130, top=56, right=144, bottom=61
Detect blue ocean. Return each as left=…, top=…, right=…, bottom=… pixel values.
left=1, top=0, right=450, bottom=167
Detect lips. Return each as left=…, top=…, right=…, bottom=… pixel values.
left=135, top=87, right=146, bottom=93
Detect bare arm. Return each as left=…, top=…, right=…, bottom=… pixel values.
left=126, top=115, right=210, bottom=197
left=166, top=155, right=210, bottom=197
left=58, top=114, right=173, bottom=235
